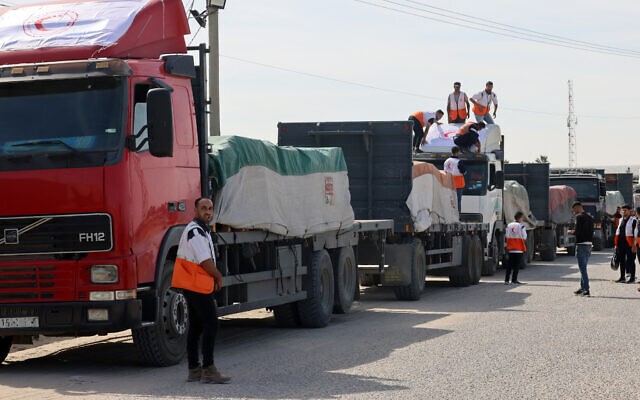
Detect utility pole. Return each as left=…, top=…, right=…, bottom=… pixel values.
left=208, top=8, right=221, bottom=137
left=567, top=80, right=578, bottom=168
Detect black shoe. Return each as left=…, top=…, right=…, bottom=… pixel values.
left=574, top=288, right=584, bottom=295
left=627, top=277, right=636, bottom=283
left=615, top=278, right=626, bottom=283
left=512, top=281, right=524, bottom=285
left=504, top=281, right=511, bottom=285
left=580, top=290, right=591, bottom=297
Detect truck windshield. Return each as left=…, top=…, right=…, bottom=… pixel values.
left=0, top=77, right=125, bottom=171
left=551, top=179, right=599, bottom=201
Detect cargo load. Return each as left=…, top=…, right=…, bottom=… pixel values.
left=208, top=136, right=355, bottom=237
left=420, top=123, right=502, bottom=153
left=605, top=191, right=625, bottom=216
left=406, top=161, right=459, bottom=231
left=503, top=180, right=536, bottom=229
left=549, top=185, right=577, bottom=225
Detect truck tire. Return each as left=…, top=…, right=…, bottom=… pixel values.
left=297, top=250, right=334, bottom=328
left=482, top=237, right=498, bottom=276
left=471, top=236, right=483, bottom=284
left=540, top=230, right=557, bottom=261
left=333, top=246, right=357, bottom=314
left=449, top=238, right=474, bottom=287
left=593, top=233, right=603, bottom=251
left=132, top=261, right=188, bottom=366
left=525, top=234, right=535, bottom=264
left=0, top=336, right=12, bottom=363
left=394, top=239, right=426, bottom=301
left=273, top=303, right=301, bottom=328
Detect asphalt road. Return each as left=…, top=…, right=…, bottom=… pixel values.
left=2, top=251, right=640, bottom=400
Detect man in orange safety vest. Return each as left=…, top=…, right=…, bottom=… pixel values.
left=470, top=81, right=498, bottom=124
left=446, top=82, right=470, bottom=124
left=505, top=211, right=527, bottom=285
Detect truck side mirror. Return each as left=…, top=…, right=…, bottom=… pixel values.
left=147, top=88, right=174, bottom=157
left=496, top=171, right=504, bottom=189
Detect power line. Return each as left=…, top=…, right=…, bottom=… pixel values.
left=220, top=54, right=640, bottom=120
left=353, top=0, right=640, bottom=59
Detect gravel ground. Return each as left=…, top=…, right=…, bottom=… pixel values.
left=2, top=250, right=640, bottom=399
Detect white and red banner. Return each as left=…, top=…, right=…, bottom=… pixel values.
left=0, top=1, right=150, bottom=52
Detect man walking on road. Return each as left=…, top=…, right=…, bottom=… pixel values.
left=614, top=204, right=637, bottom=283
left=470, top=81, right=498, bottom=124
left=569, top=202, right=594, bottom=296
left=446, top=82, right=470, bottom=123
left=171, top=197, right=230, bottom=384
left=505, top=211, right=527, bottom=285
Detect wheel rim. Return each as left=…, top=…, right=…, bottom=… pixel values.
left=163, top=288, right=189, bottom=339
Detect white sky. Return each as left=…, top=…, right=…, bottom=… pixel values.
left=7, top=0, right=640, bottom=167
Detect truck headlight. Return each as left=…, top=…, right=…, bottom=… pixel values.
left=91, top=265, right=118, bottom=284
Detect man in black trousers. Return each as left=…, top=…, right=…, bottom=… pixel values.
left=614, top=204, right=637, bottom=283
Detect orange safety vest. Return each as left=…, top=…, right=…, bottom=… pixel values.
left=171, top=221, right=216, bottom=294
left=505, top=222, right=527, bottom=253
left=448, top=92, right=468, bottom=121
left=614, top=216, right=636, bottom=248
left=456, top=121, right=476, bottom=135
left=472, top=91, right=495, bottom=116
left=410, top=111, right=435, bottom=127
left=443, top=157, right=465, bottom=189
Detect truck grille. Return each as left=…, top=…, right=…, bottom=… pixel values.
left=0, top=265, right=74, bottom=302
left=0, top=213, right=113, bottom=256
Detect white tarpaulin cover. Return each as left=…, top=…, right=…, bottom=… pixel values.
left=406, top=161, right=459, bottom=231
left=208, top=136, right=354, bottom=237
left=605, top=191, right=625, bottom=216
left=503, top=180, right=536, bottom=229
left=420, top=123, right=502, bottom=153
left=0, top=1, right=150, bottom=51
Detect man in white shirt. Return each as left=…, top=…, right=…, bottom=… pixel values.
left=470, top=81, right=498, bottom=125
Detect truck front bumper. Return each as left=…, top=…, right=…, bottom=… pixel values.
left=0, top=300, right=142, bottom=336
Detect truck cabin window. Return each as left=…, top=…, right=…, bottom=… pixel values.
left=0, top=77, right=125, bottom=170
left=132, top=84, right=151, bottom=152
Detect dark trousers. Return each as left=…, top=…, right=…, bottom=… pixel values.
left=505, top=252, right=523, bottom=283
left=184, top=290, right=219, bottom=369
left=409, top=116, right=424, bottom=149
left=617, top=245, right=636, bottom=279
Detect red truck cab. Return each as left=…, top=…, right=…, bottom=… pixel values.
left=0, top=0, right=205, bottom=365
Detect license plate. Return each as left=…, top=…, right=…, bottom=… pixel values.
left=0, top=317, right=39, bottom=329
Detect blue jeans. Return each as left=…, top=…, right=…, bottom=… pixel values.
left=475, top=113, right=494, bottom=124
left=576, top=244, right=592, bottom=291
left=456, top=188, right=464, bottom=213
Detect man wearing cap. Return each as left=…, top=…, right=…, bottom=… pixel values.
left=446, top=82, right=470, bottom=124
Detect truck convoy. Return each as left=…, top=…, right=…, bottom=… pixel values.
left=504, top=164, right=576, bottom=261
left=549, top=169, right=607, bottom=250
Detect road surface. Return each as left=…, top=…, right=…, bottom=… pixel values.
left=2, top=251, right=640, bottom=399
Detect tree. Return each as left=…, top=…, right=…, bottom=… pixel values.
left=535, top=155, right=549, bottom=163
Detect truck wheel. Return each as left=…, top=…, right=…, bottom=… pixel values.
left=482, top=238, right=498, bottom=276
left=297, top=250, right=334, bottom=328
left=0, top=336, right=12, bottom=363
left=471, top=236, right=483, bottom=284
left=540, top=230, right=557, bottom=261
left=593, top=233, right=603, bottom=251
left=133, top=261, right=188, bottom=366
left=566, top=246, right=576, bottom=256
left=394, top=239, right=426, bottom=301
left=333, top=246, right=357, bottom=314
left=273, top=303, right=301, bottom=328
left=525, top=234, right=535, bottom=264
left=450, top=238, right=474, bottom=287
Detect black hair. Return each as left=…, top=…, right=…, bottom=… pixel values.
left=486, top=81, right=493, bottom=85
left=436, top=109, right=444, bottom=116
left=477, top=122, right=486, bottom=128
left=572, top=201, right=582, bottom=208
left=451, top=146, right=460, bottom=154
left=514, top=211, right=524, bottom=220
left=454, top=82, right=461, bottom=86
left=622, top=204, right=632, bottom=210
left=194, top=196, right=212, bottom=208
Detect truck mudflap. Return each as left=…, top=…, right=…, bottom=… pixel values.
left=0, top=300, right=142, bottom=336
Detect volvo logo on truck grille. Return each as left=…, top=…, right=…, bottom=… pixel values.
left=0, top=213, right=113, bottom=256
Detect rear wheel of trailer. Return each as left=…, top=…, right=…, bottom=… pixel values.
left=449, top=237, right=475, bottom=287
left=394, top=239, right=426, bottom=301
left=297, top=249, right=334, bottom=328
left=332, top=246, right=357, bottom=314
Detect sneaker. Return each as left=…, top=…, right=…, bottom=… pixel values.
left=504, top=281, right=511, bottom=285
left=580, top=290, right=591, bottom=297
left=201, top=365, right=231, bottom=384
left=187, top=366, right=202, bottom=382
left=627, top=277, right=636, bottom=283
left=574, top=288, right=584, bottom=295
left=512, top=281, right=524, bottom=285
left=615, top=278, right=626, bottom=283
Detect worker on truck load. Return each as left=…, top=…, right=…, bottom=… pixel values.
left=470, top=81, right=498, bottom=124
left=453, top=121, right=485, bottom=153
left=409, top=109, right=444, bottom=152
left=505, top=211, right=527, bottom=285
left=171, top=197, right=230, bottom=384
left=446, top=82, right=470, bottom=123
left=613, top=204, right=637, bottom=284
left=444, top=146, right=466, bottom=212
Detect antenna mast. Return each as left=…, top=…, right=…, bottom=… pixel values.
left=567, top=80, right=578, bottom=168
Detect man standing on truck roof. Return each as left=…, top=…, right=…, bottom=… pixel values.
left=409, top=109, right=444, bottom=152
left=570, top=202, right=594, bottom=297
left=447, top=82, right=470, bottom=124
left=171, top=197, right=230, bottom=384
left=444, top=146, right=466, bottom=213
left=614, top=204, right=637, bottom=284
left=470, top=81, right=498, bottom=124
left=505, top=211, right=527, bottom=285
left=453, top=121, right=485, bottom=153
